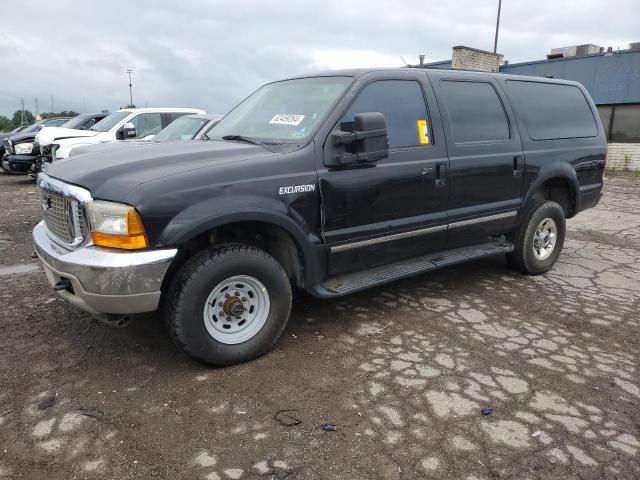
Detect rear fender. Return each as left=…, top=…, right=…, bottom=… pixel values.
left=522, top=162, right=580, bottom=217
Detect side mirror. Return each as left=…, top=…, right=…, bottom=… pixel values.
left=122, top=122, right=137, bottom=139
left=330, top=112, right=389, bottom=166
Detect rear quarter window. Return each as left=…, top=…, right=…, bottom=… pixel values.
left=505, top=81, right=598, bottom=140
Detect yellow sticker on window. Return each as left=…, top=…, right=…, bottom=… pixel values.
left=417, top=119, right=429, bottom=144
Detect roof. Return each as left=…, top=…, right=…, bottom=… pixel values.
left=275, top=68, right=582, bottom=88
left=184, top=113, right=224, bottom=120
left=114, top=107, right=205, bottom=113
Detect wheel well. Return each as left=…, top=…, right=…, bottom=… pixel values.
left=532, top=177, right=576, bottom=217
left=162, top=222, right=305, bottom=293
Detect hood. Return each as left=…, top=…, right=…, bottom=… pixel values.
left=45, top=140, right=271, bottom=201
left=5, top=131, right=37, bottom=145
left=69, top=140, right=150, bottom=157
left=36, top=126, right=99, bottom=146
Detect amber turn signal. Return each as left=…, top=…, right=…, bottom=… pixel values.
left=91, top=208, right=148, bottom=250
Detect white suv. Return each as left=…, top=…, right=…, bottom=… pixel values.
left=36, top=107, right=205, bottom=161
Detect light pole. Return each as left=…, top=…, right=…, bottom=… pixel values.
left=126, top=69, right=134, bottom=107
left=493, top=0, right=502, bottom=53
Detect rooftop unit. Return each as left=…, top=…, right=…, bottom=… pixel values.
left=547, top=44, right=603, bottom=59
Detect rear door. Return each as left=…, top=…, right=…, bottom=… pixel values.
left=429, top=72, right=524, bottom=245
left=319, top=72, right=450, bottom=276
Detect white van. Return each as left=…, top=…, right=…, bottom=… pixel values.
left=36, top=107, right=205, bottom=161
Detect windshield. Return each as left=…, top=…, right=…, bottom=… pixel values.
left=45, top=118, right=70, bottom=127
left=153, top=116, right=209, bottom=142
left=208, top=76, right=352, bottom=142
left=60, top=114, right=91, bottom=129
left=24, top=120, right=47, bottom=132
left=90, top=111, right=131, bottom=132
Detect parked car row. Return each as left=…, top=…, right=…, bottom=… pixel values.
left=0, top=107, right=220, bottom=176
left=1, top=113, right=107, bottom=174
left=0, top=117, right=72, bottom=166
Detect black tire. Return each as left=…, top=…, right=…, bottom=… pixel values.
left=164, top=245, right=292, bottom=366
left=506, top=200, right=566, bottom=275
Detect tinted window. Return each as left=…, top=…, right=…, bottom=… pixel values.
left=91, top=111, right=131, bottom=132
left=610, top=104, right=640, bottom=143
left=60, top=114, right=92, bottom=130
left=165, top=112, right=190, bottom=123
left=440, top=81, right=510, bottom=143
left=153, top=116, right=209, bottom=141
left=597, top=105, right=613, bottom=141
left=341, top=80, right=431, bottom=148
left=505, top=81, right=597, bottom=140
left=130, top=113, right=163, bottom=138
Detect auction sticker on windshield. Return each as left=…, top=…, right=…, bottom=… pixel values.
left=269, top=114, right=305, bottom=126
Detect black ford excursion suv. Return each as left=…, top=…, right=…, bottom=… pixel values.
left=33, top=68, right=606, bottom=365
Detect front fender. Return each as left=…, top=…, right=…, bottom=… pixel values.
left=158, top=194, right=325, bottom=287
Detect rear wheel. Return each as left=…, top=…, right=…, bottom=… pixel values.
left=507, top=200, right=566, bottom=275
left=164, top=245, right=292, bottom=366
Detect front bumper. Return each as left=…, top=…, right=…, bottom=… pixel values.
left=33, top=221, right=177, bottom=317
left=3, top=154, right=36, bottom=173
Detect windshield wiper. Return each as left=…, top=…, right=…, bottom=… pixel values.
left=221, top=134, right=266, bottom=146
left=221, top=134, right=283, bottom=152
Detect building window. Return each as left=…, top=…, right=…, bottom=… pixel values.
left=597, top=104, right=640, bottom=143
left=596, top=106, right=613, bottom=141
left=611, top=104, right=640, bottom=143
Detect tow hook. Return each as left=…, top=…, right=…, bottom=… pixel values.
left=53, top=278, right=72, bottom=291
left=98, top=314, right=132, bottom=328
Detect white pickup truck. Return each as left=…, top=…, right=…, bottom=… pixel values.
left=36, top=107, right=205, bottom=162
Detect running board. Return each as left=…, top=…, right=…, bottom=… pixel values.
left=313, top=238, right=514, bottom=298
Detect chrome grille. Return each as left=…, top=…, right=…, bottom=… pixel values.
left=38, top=175, right=91, bottom=248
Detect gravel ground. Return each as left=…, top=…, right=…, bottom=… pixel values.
left=0, top=172, right=638, bottom=480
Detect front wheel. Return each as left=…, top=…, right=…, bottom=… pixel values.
left=164, top=245, right=292, bottom=366
left=507, top=200, right=566, bottom=275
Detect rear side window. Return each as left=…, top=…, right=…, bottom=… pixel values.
left=340, top=80, right=431, bottom=148
left=439, top=81, right=510, bottom=144
left=505, top=81, right=597, bottom=140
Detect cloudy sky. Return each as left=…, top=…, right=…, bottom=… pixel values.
left=0, top=0, right=638, bottom=118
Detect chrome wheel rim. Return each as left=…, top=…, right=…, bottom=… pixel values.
left=203, top=275, right=270, bottom=344
left=532, top=217, right=557, bottom=260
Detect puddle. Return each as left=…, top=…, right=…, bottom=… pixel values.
left=0, top=263, right=40, bottom=276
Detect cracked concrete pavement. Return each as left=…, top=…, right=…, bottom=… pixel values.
left=0, top=172, right=638, bottom=479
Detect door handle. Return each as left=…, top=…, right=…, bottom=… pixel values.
left=435, top=163, right=448, bottom=187
left=513, top=155, right=524, bottom=177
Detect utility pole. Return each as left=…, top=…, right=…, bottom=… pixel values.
left=20, top=98, right=25, bottom=126
left=34, top=97, right=39, bottom=119
left=50, top=95, right=54, bottom=113
left=126, top=69, right=134, bottom=107
left=493, top=0, right=502, bottom=53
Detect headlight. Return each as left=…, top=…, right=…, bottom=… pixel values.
left=14, top=143, right=33, bottom=154
left=88, top=200, right=148, bottom=250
